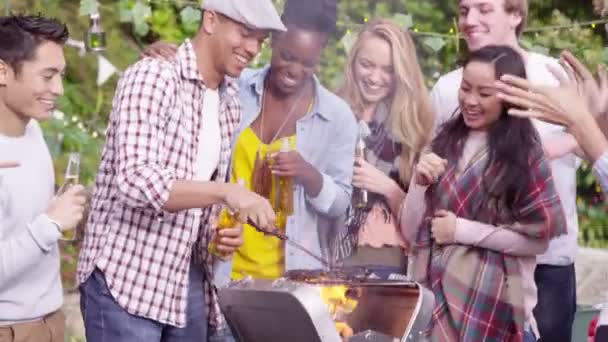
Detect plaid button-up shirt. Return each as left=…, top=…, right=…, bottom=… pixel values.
left=77, top=40, right=240, bottom=328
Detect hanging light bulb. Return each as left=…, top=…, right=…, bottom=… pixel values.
left=86, top=12, right=106, bottom=53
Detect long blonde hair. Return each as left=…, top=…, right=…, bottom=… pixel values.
left=339, top=19, right=435, bottom=184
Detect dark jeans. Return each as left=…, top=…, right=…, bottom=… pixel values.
left=596, top=325, right=608, bottom=341
left=523, top=330, right=537, bottom=342
left=80, top=266, right=207, bottom=342
left=533, top=263, right=576, bottom=342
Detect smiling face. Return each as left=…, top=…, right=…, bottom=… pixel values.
left=458, top=60, right=503, bottom=131
left=267, top=25, right=327, bottom=96
left=208, top=13, right=269, bottom=78
left=458, top=0, right=522, bottom=51
left=353, top=35, right=395, bottom=108
left=0, top=40, right=66, bottom=123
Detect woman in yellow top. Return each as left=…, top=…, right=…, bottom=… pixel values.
left=231, top=133, right=296, bottom=278
left=230, top=0, right=357, bottom=279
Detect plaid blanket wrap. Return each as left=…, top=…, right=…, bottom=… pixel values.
left=410, top=150, right=566, bottom=342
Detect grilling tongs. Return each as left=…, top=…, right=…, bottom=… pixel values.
left=246, top=218, right=333, bottom=270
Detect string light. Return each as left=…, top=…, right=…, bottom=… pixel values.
left=341, top=15, right=608, bottom=38
left=86, top=0, right=608, bottom=43
left=523, top=18, right=608, bottom=32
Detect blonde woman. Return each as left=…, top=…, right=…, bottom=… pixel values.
left=336, top=19, right=434, bottom=277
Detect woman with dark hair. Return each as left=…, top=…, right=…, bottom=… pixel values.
left=400, top=45, right=567, bottom=342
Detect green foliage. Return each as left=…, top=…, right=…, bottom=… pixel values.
left=79, top=0, right=99, bottom=16
left=578, top=201, right=608, bottom=248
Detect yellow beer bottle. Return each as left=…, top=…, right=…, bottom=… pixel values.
left=208, top=179, right=245, bottom=257
left=208, top=208, right=239, bottom=257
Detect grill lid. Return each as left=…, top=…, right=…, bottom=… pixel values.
left=218, top=278, right=342, bottom=342
left=218, top=272, right=432, bottom=342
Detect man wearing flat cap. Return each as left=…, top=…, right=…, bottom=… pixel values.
left=77, top=1, right=285, bottom=341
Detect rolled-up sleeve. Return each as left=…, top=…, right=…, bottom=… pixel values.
left=306, top=172, right=337, bottom=213
left=305, top=104, right=357, bottom=217
left=593, top=152, right=608, bottom=195
left=112, top=60, right=177, bottom=211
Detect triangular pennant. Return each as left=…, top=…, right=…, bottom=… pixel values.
left=97, top=54, right=119, bottom=86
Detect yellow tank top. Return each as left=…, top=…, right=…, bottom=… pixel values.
left=231, top=127, right=296, bottom=280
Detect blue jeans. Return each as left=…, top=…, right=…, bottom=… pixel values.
left=524, top=330, right=537, bottom=342
left=533, top=263, right=576, bottom=342
left=80, top=265, right=207, bottom=342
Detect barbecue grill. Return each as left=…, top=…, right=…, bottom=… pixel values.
left=217, top=268, right=434, bottom=342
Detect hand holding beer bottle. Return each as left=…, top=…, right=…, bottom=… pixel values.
left=275, top=138, right=294, bottom=228
left=55, top=153, right=86, bottom=241
left=208, top=179, right=246, bottom=260
left=46, top=153, right=86, bottom=240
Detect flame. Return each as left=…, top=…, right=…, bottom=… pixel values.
left=319, top=286, right=359, bottom=339
left=335, top=322, right=354, bottom=339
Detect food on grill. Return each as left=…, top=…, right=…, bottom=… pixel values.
left=283, top=267, right=374, bottom=284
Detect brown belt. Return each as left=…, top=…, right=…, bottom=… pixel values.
left=0, top=310, right=65, bottom=342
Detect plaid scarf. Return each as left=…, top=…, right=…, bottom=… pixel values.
left=410, top=149, right=566, bottom=342
left=336, top=105, right=404, bottom=259
left=364, top=108, right=403, bottom=188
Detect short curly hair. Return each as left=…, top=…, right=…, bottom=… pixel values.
left=281, top=0, right=338, bottom=35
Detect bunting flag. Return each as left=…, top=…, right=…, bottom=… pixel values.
left=97, top=54, right=120, bottom=86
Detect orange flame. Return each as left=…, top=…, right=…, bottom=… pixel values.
left=319, top=286, right=359, bottom=339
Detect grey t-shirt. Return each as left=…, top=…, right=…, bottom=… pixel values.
left=0, top=120, right=63, bottom=324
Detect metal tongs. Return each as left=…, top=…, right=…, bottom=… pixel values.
left=246, top=219, right=333, bottom=269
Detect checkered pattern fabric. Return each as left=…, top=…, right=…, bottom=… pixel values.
left=77, top=40, right=240, bottom=329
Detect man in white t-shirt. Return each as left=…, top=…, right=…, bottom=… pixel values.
left=0, top=15, right=86, bottom=342
left=431, top=1, right=579, bottom=341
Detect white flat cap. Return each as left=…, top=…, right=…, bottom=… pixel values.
left=202, top=0, right=286, bottom=32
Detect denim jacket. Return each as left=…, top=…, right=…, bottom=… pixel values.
left=214, top=65, right=357, bottom=285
